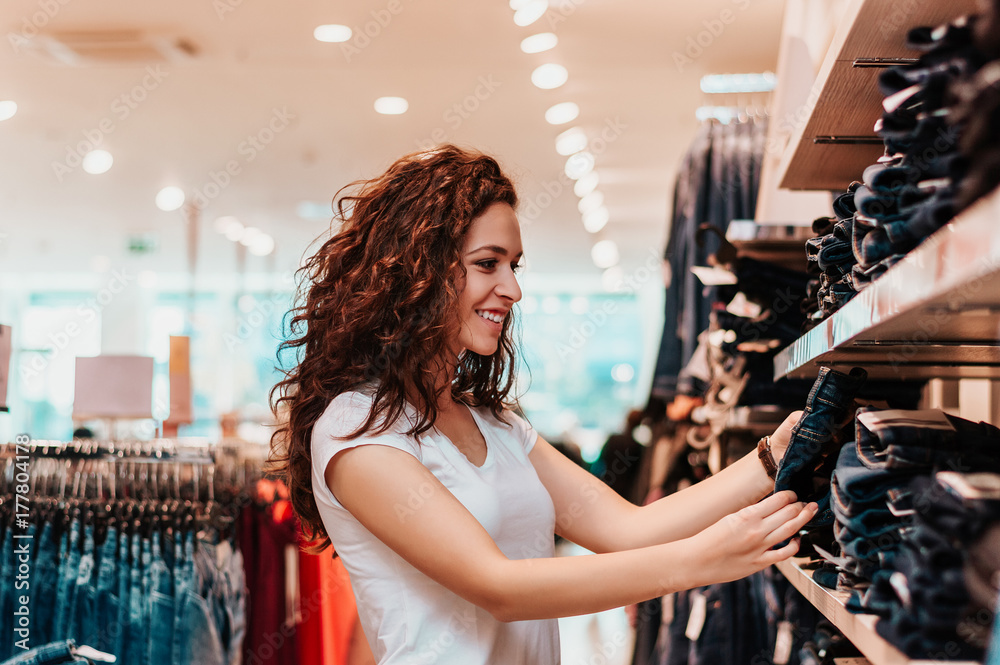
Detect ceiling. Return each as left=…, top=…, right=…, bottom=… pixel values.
left=0, top=0, right=785, bottom=291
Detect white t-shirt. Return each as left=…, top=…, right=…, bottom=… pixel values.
left=310, top=389, right=561, bottom=665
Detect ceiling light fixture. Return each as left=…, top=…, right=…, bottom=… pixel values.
left=591, top=239, right=619, bottom=269
left=513, top=0, right=548, bottom=27
left=314, top=25, right=352, bottom=43
left=82, top=149, right=113, bottom=174
left=0, top=101, right=17, bottom=121
left=564, top=151, right=594, bottom=180
left=573, top=171, right=599, bottom=197
left=582, top=206, right=610, bottom=233
left=155, top=186, right=185, bottom=212
left=555, top=127, right=587, bottom=156
left=544, top=102, right=579, bottom=125
left=248, top=234, right=275, bottom=256
left=374, top=96, right=408, bottom=115
left=520, top=33, right=557, bottom=54
left=578, top=191, right=604, bottom=214
left=531, top=64, right=568, bottom=90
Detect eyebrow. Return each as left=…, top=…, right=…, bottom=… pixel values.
left=467, top=244, right=523, bottom=258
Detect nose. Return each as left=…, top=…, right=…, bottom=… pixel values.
left=495, top=265, right=522, bottom=303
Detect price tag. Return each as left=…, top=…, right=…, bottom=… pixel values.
left=773, top=620, right=793, bottom=665
left=685, top=591, right=707, bottom=641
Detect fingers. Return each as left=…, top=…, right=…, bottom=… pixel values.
left=760, top=501, right=807, bottom=533
left=747, top=490, right=798, bottom=517
left=764, top=502, right=818, bottom=547
left=762, top=537, right=801, bottom=565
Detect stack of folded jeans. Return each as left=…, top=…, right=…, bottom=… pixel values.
left=867, top=472, right=1000, bottom=660
left=804, top=188, right=861, bottom=324
left=830, top=442, right=920, bottom=583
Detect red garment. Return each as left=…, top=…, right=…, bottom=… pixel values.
left=297, top=532, right=358, bottom=665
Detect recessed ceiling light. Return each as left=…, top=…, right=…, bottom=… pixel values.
left=248, top=234, right=275, bottom=256
left=240, top=226, right=262, bottom=247
left=0, top=101, right=17, bottom=122
left=214, top=216, right=241, bottom=235
left=545, top=102, right=579, bottom=125
left=155, top=186, right=185, bottom=212
left=314, top=25, right=352, bottom=43
left=82, top=149, right=113, bottom=174
left=564, top=151, right=594, bottom=180
left=574, top=171, right=599, bottom=197
left=520, top=33, right=557, bottom=54
left=374, top=97, right=408, bottom=115
left=555, top=127, right=587, bottom=156
left=224, top=220, right=245, bottom=242
left=531, top=64, right=568, bottom=90
left=582, top=206, right=610, bottom=233
left=509, top=0, right=531, bottom=8
left=578, top=191, right=604, bottom=214
left=514, top=0, right=548, bottom=26
left=612, top=363, right=635, bottom=383
left=591, top=240, right=619, bottom=269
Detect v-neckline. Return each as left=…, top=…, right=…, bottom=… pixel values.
left=435, top=402, right=492, bottom=469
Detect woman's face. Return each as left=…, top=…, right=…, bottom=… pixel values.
left=454, top=202, right=523, bottom=357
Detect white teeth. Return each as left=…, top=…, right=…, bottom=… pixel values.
left=477, top=310, right=503, bottom=324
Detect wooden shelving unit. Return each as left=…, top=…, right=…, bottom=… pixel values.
left=775, top=0, right=977, bottom=191
left=773, top=187, right=1000, bottom=380
left=775, top=559, right=979, bottom=665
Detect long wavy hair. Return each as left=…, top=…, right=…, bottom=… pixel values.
left=269, top=145, right=522, bottom=551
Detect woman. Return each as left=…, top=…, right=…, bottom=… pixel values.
left=269, top=145, right=816, bottom=664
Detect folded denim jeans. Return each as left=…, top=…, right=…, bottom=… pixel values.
left=774, top=367, right=868, bottom=528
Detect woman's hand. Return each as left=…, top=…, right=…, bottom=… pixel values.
left=768, top=410, right=803, bottom=467
left=686, top=490, right=817, bottom=586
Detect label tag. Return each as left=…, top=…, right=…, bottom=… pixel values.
left=685, top=591, right=707, bottom=641
left=690, top=265, right=738, bottom=286
left=773, top=620, right=794, bottom=665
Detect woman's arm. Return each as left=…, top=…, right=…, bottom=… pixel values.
left=527, top=412, right=801, bottom=553
left=325, top=440, right=815, bottom=622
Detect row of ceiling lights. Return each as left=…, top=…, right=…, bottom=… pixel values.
left=505, top=0, right=620, bottom=282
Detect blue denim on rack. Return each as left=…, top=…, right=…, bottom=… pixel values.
left=0, top=524, right=13, bottom=659
left=53, top=520, right=80, bottom=641
left=31, top=522, right=60, bottom=648
left=126, top=530, right=143, bottom=665
left=175, top=536, right=225, bottom=665
left=94, top=527, right=118, bottom=655
left=0, top=640, right=94, bottom=665
left=774, top=367, right=868, bottom=529
left=830, top=443, right=919, bottom=515
left=114, top=530, right=130, bottom=663
left=147, top=534, right=173, bottom=665
left=172, top=532, right=195, bottom=665
left=74, top=525, right=98, bottom=651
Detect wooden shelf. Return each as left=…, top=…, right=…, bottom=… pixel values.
left=776, top=0, right=978, bottom=191
left=775, top=558, right=978, bottom=665
left=774, top=187, right=1000, bottom=380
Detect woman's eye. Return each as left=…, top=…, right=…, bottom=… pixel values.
left=476, top=259, right=497, bottom=270
left=511, top=262, right=523, bottom=274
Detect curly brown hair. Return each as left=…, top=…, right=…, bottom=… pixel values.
left=269, top=145, right=522, bottom=551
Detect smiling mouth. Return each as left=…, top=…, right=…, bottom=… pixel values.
left=476, top=309, right=504, bottom=324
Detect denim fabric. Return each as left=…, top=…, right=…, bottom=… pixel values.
left=54, top=520, right=80, bottom=641
left=855, top=408, right=1000, bottom=472
left=74, top=525, right=98, bottom=651
left=774, top=367, right=868, bottom=529
left=114, top=530, right=130, bottom=663
left=32, top=522, right=60, bottom=648
left=127, top=532, right=143, bottom=665
left=172, top=532, right=195, bottom=665
left=175, top=538, right=225, bottom=665
left=0, top=640, right=93, bottom=665
left=830, top=443, right=919, bottom=515
left=147, top=535, right=173, bottom=665
left=94, top=527, right=118, bottom=655
left=0, top=525, right=13, bottom=659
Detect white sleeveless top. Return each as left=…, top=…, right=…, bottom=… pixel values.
left=310, top=389, right=561, bottom=664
